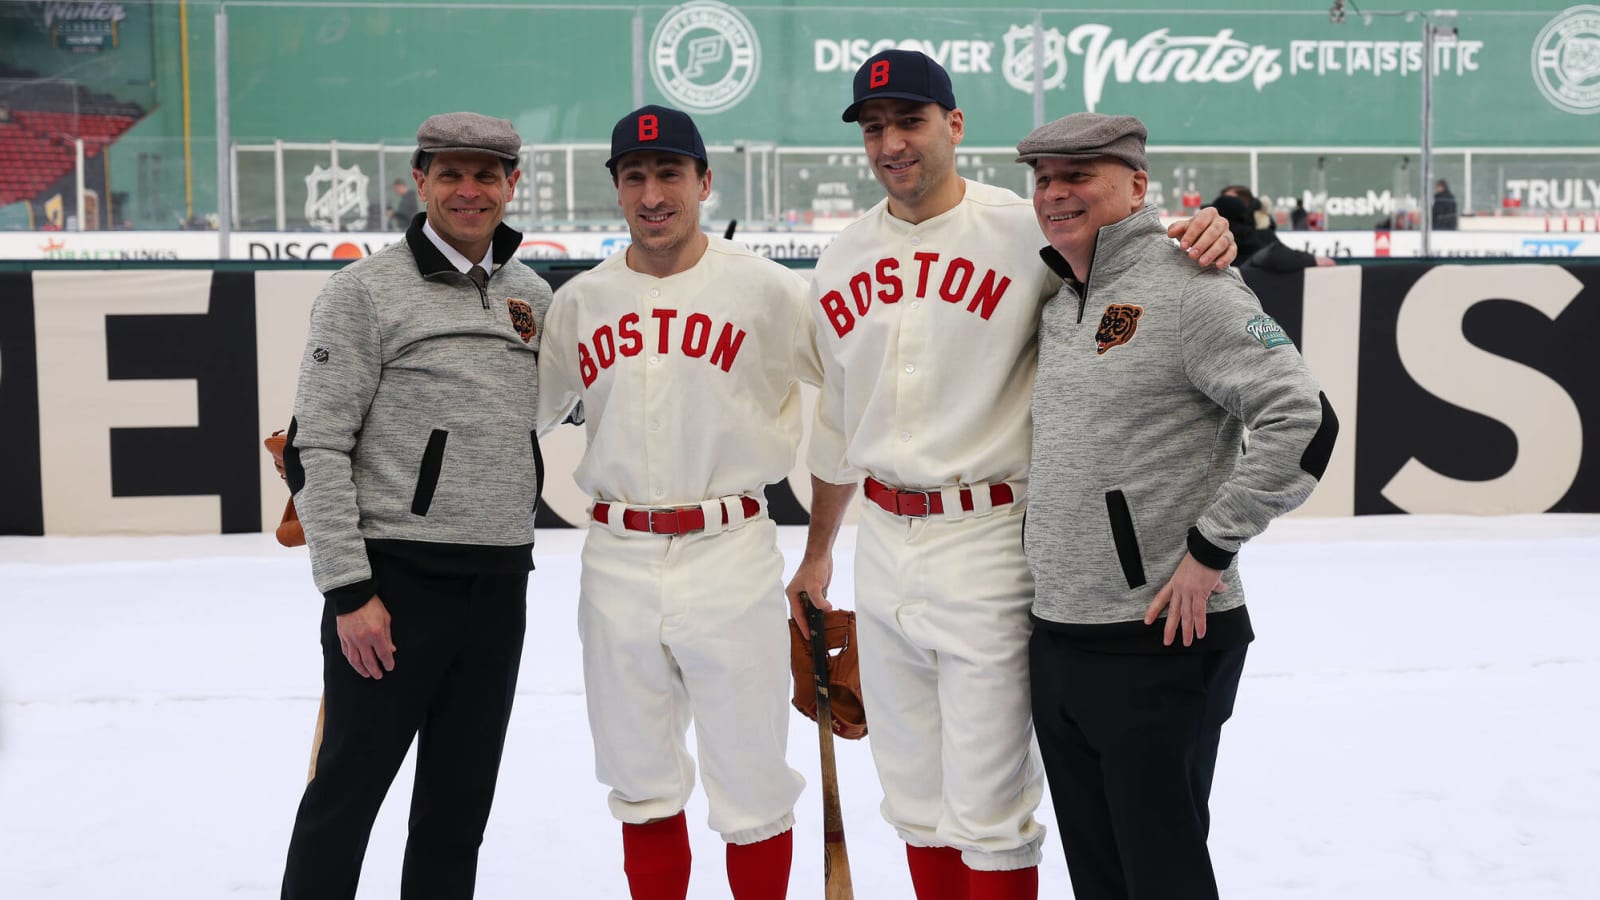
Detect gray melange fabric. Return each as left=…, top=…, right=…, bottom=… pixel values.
left=290, top=236, right=553, bottom=598
left=1026, top=206, right=1331, bottom=626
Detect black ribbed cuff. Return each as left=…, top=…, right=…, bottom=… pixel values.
left=325, top=578, right=378, bottom=615
left=1186, top=526, right=1236, bottom=571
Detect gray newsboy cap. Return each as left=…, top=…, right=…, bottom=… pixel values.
left=1014, top=112, right=1148, bottom=172
left=411, top=112, right=521, bottom=170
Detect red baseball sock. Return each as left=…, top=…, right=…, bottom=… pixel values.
left=622, top=813, right=691, bottom=900
left=725, top=828, right=792, bottom=900
left=906, top=844, right=968, bottom=900
left=967, top=864, right=1038, bottom=900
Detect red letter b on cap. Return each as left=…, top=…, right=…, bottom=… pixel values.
left=639, top=115, right=658, bottom=141
left=870, top=60, right=890, bottom=89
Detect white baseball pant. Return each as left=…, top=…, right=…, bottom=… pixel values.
left=578, top=512, right=804, bottom=845
left=854, top=497, right=1047, bottom=871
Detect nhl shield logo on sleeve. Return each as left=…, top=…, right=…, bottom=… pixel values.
left=507, top=298, right=536, bottom=343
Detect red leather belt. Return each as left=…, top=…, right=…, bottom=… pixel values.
left=862, top=476, right=1015, bottom=518
left=591, top=496, right=762, bottom=535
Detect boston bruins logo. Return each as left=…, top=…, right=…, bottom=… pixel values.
left=1095, top=303, right=1142, bottom=355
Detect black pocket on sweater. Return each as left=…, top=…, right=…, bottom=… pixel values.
left=410, top=429, right=449, bottom=516
left=530, top=430, right=545, bottom=513
left=1105, top=490, right=1147, bottom=589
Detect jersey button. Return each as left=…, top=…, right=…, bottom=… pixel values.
left=653, top=487, right=665, bottom=498
left=649, top=420, right=661, bottom=432
left=904, top=363, right=915, bottom=374
left=910, top=236, right=921, bottom=247
left=910, top=300, right=921, bottom=310
left=649, top=288, right=660, bottom=298
left=900, top=432, right=911, bottom=442
left=649, top=356, right=661, bottom=365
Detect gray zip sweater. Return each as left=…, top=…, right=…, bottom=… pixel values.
left=1026, top=206, right=1338, bottom=651
left=285, top=217, right=554, bottom=612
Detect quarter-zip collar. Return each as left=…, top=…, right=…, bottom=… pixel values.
left=405, top=211, right=525, bottom=280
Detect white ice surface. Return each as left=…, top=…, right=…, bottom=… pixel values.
left=2, top=516, right=1598, bottom=899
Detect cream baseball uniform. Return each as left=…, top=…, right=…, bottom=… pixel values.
left=807, top=178, right=1061, bottom=870
left=538, top=236, right=817, bottom=844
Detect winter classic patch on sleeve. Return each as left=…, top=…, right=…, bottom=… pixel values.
left=1245, top=314, right=1293, bottom=349
left=1095, top=304, right=1143, bottom=355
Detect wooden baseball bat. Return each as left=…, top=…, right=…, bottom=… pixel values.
left=803, top=592, right=855, bottom=900
left=306, top=694, right=326, bottom=783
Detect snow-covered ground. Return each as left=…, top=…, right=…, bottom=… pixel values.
left=2, top=516, right=1597, bottom=899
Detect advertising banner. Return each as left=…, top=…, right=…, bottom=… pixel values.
left=2, top=260, right=1598, bottom=535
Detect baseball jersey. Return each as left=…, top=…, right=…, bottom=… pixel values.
left=807, top=178, right=1061, bottom=489
left=537, top=236, right=821, bottom=506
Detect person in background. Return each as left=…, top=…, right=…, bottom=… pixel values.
left=1433, top=179, right=1459, bottom=230
left=1290, top=198, right=1310, bottom=231
left=388, top=177, right=420, bottom=231
left=1213, top=193, right=1335, bottom=271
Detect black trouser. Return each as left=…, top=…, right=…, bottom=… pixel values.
left=282, top=554, right=528, bottom=900
left=1029, top=629, right=1247, bottom=900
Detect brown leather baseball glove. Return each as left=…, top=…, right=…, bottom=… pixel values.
left=263, top=430, right=305, bottom=548
left=789, top=609, right=866, bottom=740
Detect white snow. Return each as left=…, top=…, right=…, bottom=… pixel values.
left=2, top=515, right=1597, bottom=898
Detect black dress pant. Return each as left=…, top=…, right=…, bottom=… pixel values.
left=1029, top=628, right=1247, bottom=900
left=282, top=553, right=528, bottom=900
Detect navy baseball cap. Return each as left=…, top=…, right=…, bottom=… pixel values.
left=606, top=105, right=707, bottom=172
left=842, top=49, right=958, bottom=122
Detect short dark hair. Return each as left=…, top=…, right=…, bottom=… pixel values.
left=413, top=151, right=517, bottom=177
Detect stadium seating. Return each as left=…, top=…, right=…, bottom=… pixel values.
left=0, top=66, right=142, bottom=208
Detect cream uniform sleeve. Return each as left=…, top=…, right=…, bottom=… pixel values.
left=803, top=268, right=859, bottom=486
left=535, top=283, right=583, bottom=437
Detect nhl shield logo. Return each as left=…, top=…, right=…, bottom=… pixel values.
left=507, top=298, right=536, bottom=343
left=1002, top=24, right=1069, bottom=94
left=304, top=163, right=371, bottom=232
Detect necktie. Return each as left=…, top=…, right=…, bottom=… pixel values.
left=466, top=265, right=488, bottom=308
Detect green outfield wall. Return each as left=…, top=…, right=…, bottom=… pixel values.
left=1, top=1, right=1596, bottom=229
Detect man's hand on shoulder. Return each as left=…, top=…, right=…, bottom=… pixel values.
left=337, top=596, right=397, bottom=678
left=1168, top=207, right=1238, bottom=270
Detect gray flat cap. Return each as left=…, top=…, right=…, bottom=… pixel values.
left=1014, top=112, right=1148, bottom=172
left=411, top=112, right=521, bottom=170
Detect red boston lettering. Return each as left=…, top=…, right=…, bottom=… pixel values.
left=576, top=307, right=747, bottom=383
left=817, top=255, right=1013, bottom=337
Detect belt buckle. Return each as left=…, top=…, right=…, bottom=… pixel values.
left=646, top=507, right=681, bottom=533
left=896, top=489, right=931, bottom=518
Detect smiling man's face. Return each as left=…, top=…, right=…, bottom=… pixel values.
left=1030, top=155, right=1146, bottom=279
left=416, top=150, right=519, bottom=260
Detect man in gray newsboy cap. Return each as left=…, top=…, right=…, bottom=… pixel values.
left=1014, top=112, right=1150, bottom=283
left=281, top=109, right=553, bottom=899
left=1018, top=110, right=1339, bottom=900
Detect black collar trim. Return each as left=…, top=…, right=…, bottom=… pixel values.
left=404, top=212, right=525, bottom=278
